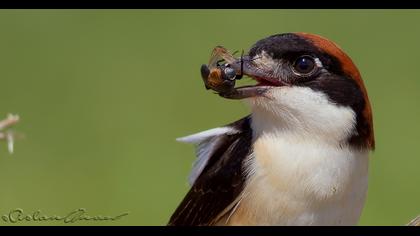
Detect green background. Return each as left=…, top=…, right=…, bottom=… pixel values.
left=0, top=10, right=418, bottom=225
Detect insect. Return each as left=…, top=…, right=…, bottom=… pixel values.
left=200, top=46, right=244, bottom=94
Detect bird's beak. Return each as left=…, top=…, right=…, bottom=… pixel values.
left=220, top=56, right=287, bottom=100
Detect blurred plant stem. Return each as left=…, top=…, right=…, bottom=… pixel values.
left=407, top=215, right=420, bottom=226
left=0, top=114, right=20, bottom=154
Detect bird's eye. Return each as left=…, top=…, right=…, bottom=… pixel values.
left=292, top=55, right=316, bottom=76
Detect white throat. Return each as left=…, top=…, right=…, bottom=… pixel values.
left=247, top=86, right=357, bottom=146
left=222, top=86, right=370, bottom=225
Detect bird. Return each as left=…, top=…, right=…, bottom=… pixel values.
left=168, top=32, right=374, bottom=226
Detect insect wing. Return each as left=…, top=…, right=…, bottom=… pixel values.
left=208, top=46, right=237, bottom=69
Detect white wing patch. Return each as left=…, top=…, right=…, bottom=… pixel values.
left=177, top=127, right=239, bottom=185
left=176, top=127, right=238, bottom=144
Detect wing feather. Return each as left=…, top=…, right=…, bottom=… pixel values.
left=168, top=116, right=252, bottom=226
left=176, top=126, right=240, bottom=185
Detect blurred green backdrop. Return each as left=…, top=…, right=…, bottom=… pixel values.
left=0, top=10, right=418, bottom=226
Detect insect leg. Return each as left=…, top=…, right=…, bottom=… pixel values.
left=234, top=50, right=245, bottom=80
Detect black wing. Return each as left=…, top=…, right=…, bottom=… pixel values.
left=168, top=116, right=253, bottom=226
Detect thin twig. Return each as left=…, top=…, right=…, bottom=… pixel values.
left=0, top=114, right=19, bottom=131
left=407, top=215, right=420, bottom=226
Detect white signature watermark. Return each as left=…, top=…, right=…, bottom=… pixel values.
left=1, top=208, right=129, bottom=224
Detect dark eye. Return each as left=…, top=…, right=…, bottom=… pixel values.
left=224, top=67, right=236, bottom=80
left=292, top=55, right=316, bottom=75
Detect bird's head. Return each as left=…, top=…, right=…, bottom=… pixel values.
left=224, top=33, right=374, bottom=150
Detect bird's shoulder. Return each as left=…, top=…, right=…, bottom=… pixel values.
left=168, top=116, right=253, bottom=226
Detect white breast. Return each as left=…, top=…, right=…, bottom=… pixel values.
left=223, top=136, right=369, bottom=226
left=221, top=86, right=370, bottom=226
